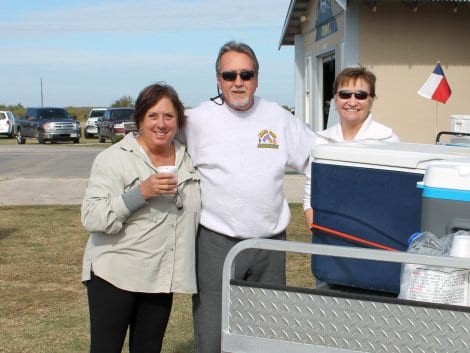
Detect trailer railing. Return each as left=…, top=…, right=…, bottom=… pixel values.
left=222, top=239, right=470, bottom=353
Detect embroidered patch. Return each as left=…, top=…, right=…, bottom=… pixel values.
left=257, top=129, right=279, bottom=149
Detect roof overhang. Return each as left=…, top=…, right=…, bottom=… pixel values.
left=278, top=0, right=470, bottom=49
left=278, top=0, right=309, bottom=49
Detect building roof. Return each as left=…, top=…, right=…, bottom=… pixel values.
left=279, top=0, right=470, bottom=48
left=278, top=0, right=309, bottom=48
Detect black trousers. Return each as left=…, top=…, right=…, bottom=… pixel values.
left=86, top=272, right=173, bottom=353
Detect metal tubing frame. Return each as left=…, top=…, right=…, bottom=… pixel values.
left=221, top=239, right=470, bottom=353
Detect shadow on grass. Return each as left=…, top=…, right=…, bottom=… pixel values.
left=169, top=339, right=194, bottom=353
left=0, top=226, right=17, bottom=240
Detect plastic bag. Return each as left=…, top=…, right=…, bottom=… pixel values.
left=398, top=231, right=469, bottom=305
left=406, top=231, right=454, bottom=256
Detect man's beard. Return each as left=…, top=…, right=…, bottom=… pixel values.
left=227, top=92, right=251, bottom=110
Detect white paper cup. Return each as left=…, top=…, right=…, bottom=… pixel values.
left=450, top=234, right=470, bottom=258
left=156, top=165, right=177, bottom=176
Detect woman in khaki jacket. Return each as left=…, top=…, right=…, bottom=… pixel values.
left=81, top=83, right=200, bottom=353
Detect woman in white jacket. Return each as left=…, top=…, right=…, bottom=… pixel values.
left=81, top=83, right=200, bottom=353
left=303, top=66, right=399, bottom=230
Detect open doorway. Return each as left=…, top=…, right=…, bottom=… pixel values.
left=322, top=55, right=335, bottom=129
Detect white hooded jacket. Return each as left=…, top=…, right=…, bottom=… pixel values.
left=303, top=113, right=399, bottom=210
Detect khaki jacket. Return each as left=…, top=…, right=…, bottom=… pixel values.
left=81, top=133, right=200, bottom=293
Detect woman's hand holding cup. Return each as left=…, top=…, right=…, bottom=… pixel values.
left=140, top=166, right=177, bottom=200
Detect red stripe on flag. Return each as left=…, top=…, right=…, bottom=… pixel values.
left=431, top=76, right=452, bottom=103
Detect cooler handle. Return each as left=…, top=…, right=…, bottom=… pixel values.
left=446, top=218, right=470, bottom=234
left=311, top=223, right=398, bottom=252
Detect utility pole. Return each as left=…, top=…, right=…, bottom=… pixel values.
left=40, top=77, right=44, bottom=107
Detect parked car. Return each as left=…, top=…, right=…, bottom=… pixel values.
left=0, top=110, right=15, bottom=138
left=12, top=115, right=21, bottom=136
left=83, top=107, right=107, bottom=138
left=97, top=107, right=136, bottom=143
left=16, top=107, right=81, bottom=144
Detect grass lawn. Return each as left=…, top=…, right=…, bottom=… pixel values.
left=0, top=204, right=312, bottom=352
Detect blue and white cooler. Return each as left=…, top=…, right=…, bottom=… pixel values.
left=311, top=141, right=470, bottom=293
left=419, top=158, right=470, bottom=236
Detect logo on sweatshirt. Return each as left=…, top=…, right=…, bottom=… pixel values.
left=257, top=129, right=279, bottom=149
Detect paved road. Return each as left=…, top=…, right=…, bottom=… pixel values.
left=0, top=144, right=306, bottom=205
left=0, top=144, right=100, bottom=178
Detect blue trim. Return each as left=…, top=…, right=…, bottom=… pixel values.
left=422, top=186, right=470, bottom=202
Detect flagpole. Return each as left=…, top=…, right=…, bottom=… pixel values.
left=435, top=60, right=439, bottom=137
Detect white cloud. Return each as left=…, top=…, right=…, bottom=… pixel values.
left=0, top=46, right=201, bottom=67
left=0, top=0, right=294, bottom=107
left=0, top=0, right=289, bottom=35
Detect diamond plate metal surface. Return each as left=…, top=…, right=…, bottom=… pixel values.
left=228, top=285, right=470, bottom=353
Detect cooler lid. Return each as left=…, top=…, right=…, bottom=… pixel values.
left=451, top=114, right=470, bottom=121
left=312, top=141, right=470, bottom=171
left=423, top=158, right=470, bottom=191
left=420, top=185, right=470, bottom=202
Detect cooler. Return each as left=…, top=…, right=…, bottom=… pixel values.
left=311, top=141, right=470, bottom=293
left=450, top=115, right=470, bottom=146
left=420, top=158, right=470, bottom=236
left=451, top=115, right=470, bottom=134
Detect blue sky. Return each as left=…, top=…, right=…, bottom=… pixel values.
left=0, top=0, right=294, bottom=108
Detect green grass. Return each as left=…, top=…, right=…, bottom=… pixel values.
left=0, top=204, right=312, bottom=352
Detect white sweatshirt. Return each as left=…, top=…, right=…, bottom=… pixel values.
left=303, top=113, right=400, bottom=211
left=185, top=97, right=316, bottom=238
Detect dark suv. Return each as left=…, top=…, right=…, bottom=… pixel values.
left=97, top=107, right=136, bottom=143
left=16, top=107, right=81, bottom=144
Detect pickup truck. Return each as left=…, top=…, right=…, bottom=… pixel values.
left=83, top=107, right=107, bottom=138
left=97, top=107, right=136, bottom=143
left=16, top=107, right=81, bottom=144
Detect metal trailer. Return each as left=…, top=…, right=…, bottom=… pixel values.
left=221, top=239, right=470, bottom=353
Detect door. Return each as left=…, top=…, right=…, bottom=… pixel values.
left=322, top=55, right=336, bottom=129
left=23, top=109, right=37, bottom=136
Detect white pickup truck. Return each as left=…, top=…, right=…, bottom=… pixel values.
left=83, top=108, right=107, bottom=138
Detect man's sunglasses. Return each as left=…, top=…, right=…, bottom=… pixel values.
left=218, top=70, right=256, bottom=82
left=336, top=90, right=370, bottom=100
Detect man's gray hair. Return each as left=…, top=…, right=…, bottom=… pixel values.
left=215, top=41, right=259, bottom=74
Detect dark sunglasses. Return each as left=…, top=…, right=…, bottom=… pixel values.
left=336, top=90, right=370, bottom=100
left=219, top=70, right=256, bottom=82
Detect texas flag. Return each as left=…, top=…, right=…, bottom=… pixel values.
left=417, top=62, right=452, bottom=103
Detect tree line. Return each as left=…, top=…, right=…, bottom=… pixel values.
left=2, top=96, right=293, bottom=122
left=0, top=96, right=135, bottom=121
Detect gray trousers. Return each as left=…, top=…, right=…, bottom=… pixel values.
left=192, top=225, right=286, bottom=353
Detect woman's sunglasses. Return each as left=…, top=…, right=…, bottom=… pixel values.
left=218, top=70, right=256, bottom=82
left=336, top=90, right=370, bottom=100
left=173, top=190, right=183, bottom=210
